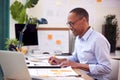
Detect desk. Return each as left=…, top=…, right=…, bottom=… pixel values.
left=26, top=54, right=93, bottom=80
left=73, top=69, right=93, bottom=80
left=5, top=69, right=93, bottom=80
left=28, top=68, right=93, bottom=80
left=5, top=53, right=93, bottom=80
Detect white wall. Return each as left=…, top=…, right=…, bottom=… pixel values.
left=10, top=0, right=120, bottom=39
left=29, top=0, right=120, bottom=32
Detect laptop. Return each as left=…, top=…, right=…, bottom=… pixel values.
left=0, top=50, right=38, bottom=80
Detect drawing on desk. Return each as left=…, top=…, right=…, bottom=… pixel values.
left=27, top=59, right=61, bottom=68
left=29, top=66, right=78, bottom=77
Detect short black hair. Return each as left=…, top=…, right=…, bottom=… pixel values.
left=70, top=7, right=89, bottom=22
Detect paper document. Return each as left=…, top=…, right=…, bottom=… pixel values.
left=29, top=66, right=78, bottom=77
left=27, top=59, right=61, bottom=67
left=32, top=76, right=85, bottom=80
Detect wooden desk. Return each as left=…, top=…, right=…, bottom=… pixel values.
left=5, top=54, right=93, bottom=80
left=29, top=68, right=93, bottom=80
left=5, top=70, right=93, bottom=80
left=27, top=54, right=93, bottom=80
left=73, top=69, right=93, bottom=80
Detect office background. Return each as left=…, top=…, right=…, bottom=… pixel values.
left=0, top=0, right=120, bottom=79
left=10, top=0, right=120, bottom=46
left=9, top=0, right=120, bottom=80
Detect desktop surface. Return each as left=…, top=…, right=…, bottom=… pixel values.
left=0, top=50, right=93, bottom=80
left=26, top=53, right=93, bottom=80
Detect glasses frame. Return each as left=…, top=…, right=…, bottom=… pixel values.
left=66, top=16, right=84, bottom=27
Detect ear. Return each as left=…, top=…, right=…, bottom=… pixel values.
left=82, top=17, right=87, bottom=22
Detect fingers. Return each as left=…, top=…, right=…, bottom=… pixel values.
left=60, top=60, right=70, bottom=68
left=60, top=60, right=76, bottom=68
left=60, top=63, right=69, bottom=68
left=48, top=56, right=58, bottom=65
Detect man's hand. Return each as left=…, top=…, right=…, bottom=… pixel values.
left=60, top=60, right=79, bottom=68
left=48, top=56, right=61, bottom=65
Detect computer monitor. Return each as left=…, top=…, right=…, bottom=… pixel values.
left=15, top=24, right=38, bottom=46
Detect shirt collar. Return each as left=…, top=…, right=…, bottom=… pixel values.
left=80, top=27, right=93, bottom=41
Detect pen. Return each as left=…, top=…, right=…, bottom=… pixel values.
left=52, top=55, right=56, bottom=58
left=52, top=55, right=57, bottom=64
left=65, top=75, right=81, bottom=77
left=28, top=66, right=61, bottom=68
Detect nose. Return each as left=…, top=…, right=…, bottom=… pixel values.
left=70, top=26, right=72, bottom=29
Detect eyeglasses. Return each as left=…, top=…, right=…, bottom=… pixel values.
left=66, top=17, right=83, bottom=27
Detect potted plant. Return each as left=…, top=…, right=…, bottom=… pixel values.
left=5, top=38, right=28, bottom=54
left=10, top=0, right=39, bottom=24
left=10, top=0, right=39, bottom=48
left=5, top=38, right=19, bottom=51
left=102, top=14, right=119, bottom=53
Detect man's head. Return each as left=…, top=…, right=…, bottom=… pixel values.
left=67, top=8, right=89, bottom=37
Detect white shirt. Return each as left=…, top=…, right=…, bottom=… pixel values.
left=68, top=27, right=112, bottom=80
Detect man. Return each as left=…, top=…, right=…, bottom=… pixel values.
left=48, top=7, right=111, bottom=80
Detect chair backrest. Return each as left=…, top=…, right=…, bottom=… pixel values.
left=110, top=58, right=119, bottom=80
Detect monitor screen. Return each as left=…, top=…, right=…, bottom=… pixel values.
left=15, top=24, right=38, bottom=46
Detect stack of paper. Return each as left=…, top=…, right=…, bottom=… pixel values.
left=29, top=66, right=78, bottom=77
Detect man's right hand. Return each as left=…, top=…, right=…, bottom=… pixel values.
left=48, top=56, right=61, bottom=65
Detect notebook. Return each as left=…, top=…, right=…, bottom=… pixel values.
left=0, top=50, right=32, bottom=80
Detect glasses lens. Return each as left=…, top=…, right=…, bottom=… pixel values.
left=67, top=16, right=84, bottom=27
left=66, top=22, right=74, bottom=27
